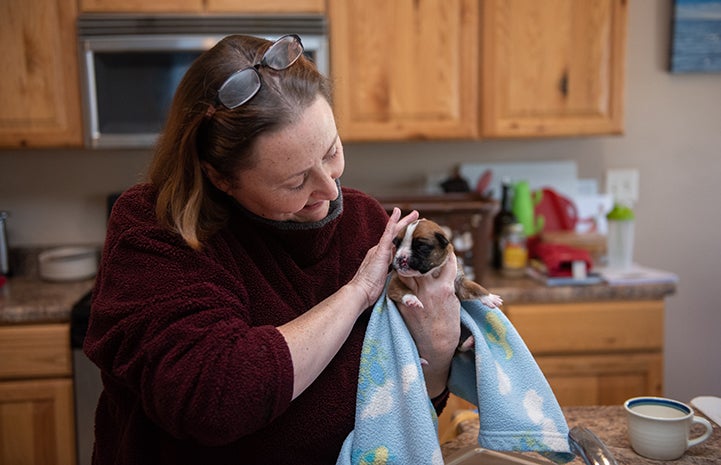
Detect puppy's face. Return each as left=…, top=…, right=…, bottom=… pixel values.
left=392, top=219, right=452, bottom=276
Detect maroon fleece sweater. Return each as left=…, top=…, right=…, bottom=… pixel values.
left=84, top=184, right=391, bottom=465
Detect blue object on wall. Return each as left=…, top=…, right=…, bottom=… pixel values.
left=670, top=0, right=721, bottom=73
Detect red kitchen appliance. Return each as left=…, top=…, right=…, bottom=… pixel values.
left=534, top=188, right=578, bottom=232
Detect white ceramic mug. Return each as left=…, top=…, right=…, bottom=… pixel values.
left=624, top=396, right=713, bottom=460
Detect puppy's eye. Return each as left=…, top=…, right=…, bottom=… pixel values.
left=413, top=238, right=434, bottom=253
left=392, top=237, right=401, bottom=247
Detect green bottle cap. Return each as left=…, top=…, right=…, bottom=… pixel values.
left=607, top=203, right=635, bottom=220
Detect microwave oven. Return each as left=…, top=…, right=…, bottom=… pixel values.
left=77, top=14, right=328, bottom=149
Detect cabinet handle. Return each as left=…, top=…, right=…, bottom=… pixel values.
left=558, top=71, right=569, bottom=97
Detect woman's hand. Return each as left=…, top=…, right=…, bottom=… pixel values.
left=395, top=255, right=461, bottom=398
left=349, top=207, right=419, bottom=310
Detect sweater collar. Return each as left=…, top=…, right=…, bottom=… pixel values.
left=230, top=180, right=344, bottom=267
left=234, top=179, right=343, bottom=231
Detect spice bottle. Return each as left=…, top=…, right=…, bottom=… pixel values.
left=501, top=222, right=528, bottom=278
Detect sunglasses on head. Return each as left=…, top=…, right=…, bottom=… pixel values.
left=216, top=34, right=304, bottom=110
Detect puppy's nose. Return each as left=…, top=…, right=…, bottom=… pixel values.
left=394, top=255, right=409, bottom=270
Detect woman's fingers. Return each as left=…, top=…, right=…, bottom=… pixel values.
left=379, top=208, right=418, bottom=252
left=397, top=210, right=419, bottom=232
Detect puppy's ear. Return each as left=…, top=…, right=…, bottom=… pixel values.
left=434, top=232, right=450, bottom=248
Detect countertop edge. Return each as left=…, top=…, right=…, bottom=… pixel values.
left=0, top=271, right=676, bottom=325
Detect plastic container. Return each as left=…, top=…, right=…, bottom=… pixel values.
left=606, top=203, right=635, bottom=270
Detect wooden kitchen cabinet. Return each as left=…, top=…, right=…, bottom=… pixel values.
left=0, top=324, right=76, bottom=465
left=79, top=0, right=325, bottom=13
left=480, top=0, right=627, bottom=137
left=0, top=0, right=83, bottom=147
left=505, top=299, right=663, bottom=406
left=438, top=299, right=663, bottom=440
left=328, top=0, right=480, bottom=140
left=206, top=0, right=324, bottom=13
left=329, top=0, right=626, bottom=141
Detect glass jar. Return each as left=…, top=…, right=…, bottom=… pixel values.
left=501, top=222, right=528, bottom=278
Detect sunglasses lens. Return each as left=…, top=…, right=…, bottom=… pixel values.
left=262, top=35, right=303, bottom=70
left=215, top=35, right=304, bottom=110
left=217, top=69, right=260, bottom=109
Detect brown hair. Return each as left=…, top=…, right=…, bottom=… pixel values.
left=147, top=34, right=333, bottom=249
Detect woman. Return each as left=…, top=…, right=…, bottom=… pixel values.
left=85, top=34, right=461, bottom=465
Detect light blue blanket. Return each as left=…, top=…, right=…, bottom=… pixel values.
left=336, top=288, right=574, bottom=465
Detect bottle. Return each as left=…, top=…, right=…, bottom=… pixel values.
left=492, top=180, right=517, bottom=270
left=501, top=222, right=528, bottom=278
left=0, top=211, right=9, bottom=276
left=606, top=202, right=635, bottom=270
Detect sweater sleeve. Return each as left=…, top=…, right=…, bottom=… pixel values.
left=85, top=187, right=294, bottom=446
left=431, top=387, right=450, bottom=415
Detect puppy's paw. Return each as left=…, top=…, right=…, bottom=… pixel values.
left=419, top=357, right=429, bottom=367
left=480, top=293, right=503, bottom=308
left=401, top=294, right=424, bottom=309
left=458, top=335, right=475, bottom=352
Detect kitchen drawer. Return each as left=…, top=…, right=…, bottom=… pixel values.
left=535, top=352, right=663, bottom=406
left=505, top=300, right=663, bottom=354
left=0, top=324, right=72, bottom=380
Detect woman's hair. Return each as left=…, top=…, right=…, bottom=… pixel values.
left=147, top=34, right=333, bottom=250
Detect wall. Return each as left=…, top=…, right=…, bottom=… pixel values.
left=1, top=1, right=719, bottom=401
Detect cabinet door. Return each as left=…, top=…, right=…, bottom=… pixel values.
left=328, top=0, right=479, bottom=141
left=0, top=379, right=76, bottom=465
left=537, top=353, right=663, bottom=406
left=0, top=0, right=83, bottom=147
left=506, top=300, right=664, bottom=406
left=480, top=0, right=627, bottom=137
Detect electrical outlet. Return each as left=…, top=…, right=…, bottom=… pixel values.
left=606, top=169, right=639, bottom=204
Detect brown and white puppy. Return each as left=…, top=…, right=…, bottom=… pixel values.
left=389, top=218, right=503, bottom=309
left=388, top=219, right=503, bottom=355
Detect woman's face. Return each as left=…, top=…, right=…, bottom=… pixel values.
left=223, top=96, right=345, bottom=223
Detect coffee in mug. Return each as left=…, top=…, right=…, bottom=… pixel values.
left=624, top=396, right=713, bottom=460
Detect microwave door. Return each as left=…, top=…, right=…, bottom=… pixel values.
left=79, top=36, right=221, bottom=148
left=79, top=32, right=327, bottom=149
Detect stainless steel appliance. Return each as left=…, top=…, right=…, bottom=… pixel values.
left=77, top=14, right=328, bottom=148
left=70, top=193, right=120, bottom=465
left=71, top=292, right=102, bottom=465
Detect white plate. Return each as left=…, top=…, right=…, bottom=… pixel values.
left=691, top=396, right=721, bottom=427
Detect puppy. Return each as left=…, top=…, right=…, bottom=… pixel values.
left=388, top=219, right=503, bottom=357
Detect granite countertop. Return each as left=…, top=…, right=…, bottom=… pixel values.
left=481, top=269, right=676, bottom=304
left=0, top=269, right=676, bottom=325
left=480, top=271, right=676, bottom=304
left=0, top=276, right=94, bottom=324
left=442, top=406, right=720, bottom=464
